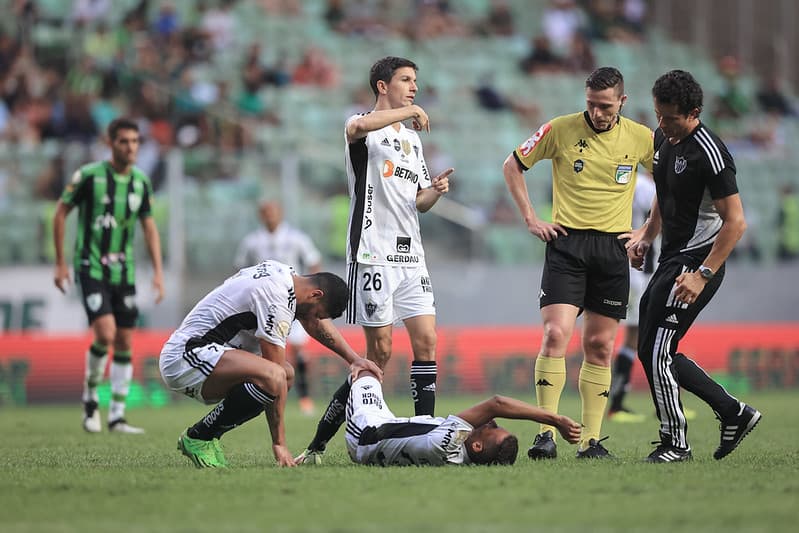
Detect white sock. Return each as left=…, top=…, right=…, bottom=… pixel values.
left=109, top=359, right=133, bottom=421
left=82, top=345, right=108, bottom=404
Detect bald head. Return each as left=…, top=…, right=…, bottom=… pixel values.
left=258, top=201, right=283, bottom=232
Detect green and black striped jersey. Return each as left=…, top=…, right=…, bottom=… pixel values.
left=61, top=160, right=153, bottom=285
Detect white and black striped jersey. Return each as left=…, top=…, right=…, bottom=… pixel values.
left=166, top=260, right=297, bottom=353
left=234, top=223, right=321, bottom=273
left=652, top=124, right=738, bottom=261
left=350, top=415, right=474, bottom=466
left=344, top=113, right=432, bottom=266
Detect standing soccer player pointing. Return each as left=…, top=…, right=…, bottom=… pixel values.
left=296, top=56, right=454, bottom=463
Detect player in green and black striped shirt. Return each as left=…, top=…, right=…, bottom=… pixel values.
left=53, top=117, right=165, bottom=434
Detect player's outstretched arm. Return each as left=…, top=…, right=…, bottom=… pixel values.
left=456, top=395, right=580, bottom=444
left=300, top=317, right=383, bottom=380
left=346, top=105, right=429, bottom=143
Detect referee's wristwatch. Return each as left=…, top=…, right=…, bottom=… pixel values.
left=697, top=265, right=715, bottom=280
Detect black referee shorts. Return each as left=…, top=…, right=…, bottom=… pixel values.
left=539, top=229, right=630, bottom=320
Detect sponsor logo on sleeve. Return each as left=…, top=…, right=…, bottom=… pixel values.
left=519, top=123, right=551, bottom=157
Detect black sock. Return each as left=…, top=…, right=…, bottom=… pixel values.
left=673, top=353, right=739, bottom=419
left=295, top=350, right=310, bottom=398
left=609, top=351, right=634, bottom=411
left=187, top=383, right=274, bottom=441
left=307, top=379, right=351, bottom=452
left=411, top=361, right=436, bottom=416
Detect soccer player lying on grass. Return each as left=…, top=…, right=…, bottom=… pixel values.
left=159, top=261, right=382, bottom=468
left=341, top=368, right=581, bottom=466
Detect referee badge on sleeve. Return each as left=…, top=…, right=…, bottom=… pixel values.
left=615, top=164, right=633, bottom=184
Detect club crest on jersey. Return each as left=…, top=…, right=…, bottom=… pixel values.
left=615, top=164, right=633, bottom=184
left=86, top=293, right=102, bottom=312
left=128, top=193, right=142, bottom=212
left=574, top=159, right=584, bottom=173
left=393, top=139, right=401, bottom=152
left=365, top=302, right=378, bottom=317
left=674, top=156, right=687, bottom=174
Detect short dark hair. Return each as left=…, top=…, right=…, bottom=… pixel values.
left=470, top=432, right=519, bottom=465
left=586, top=66, right=624, bottom=95
left=107, top=118, right=139, bottom=141
left=652, top=69, right=704, bottom=115
left=309, top=272, right=349, bottom=319
left=369, top=56, right=418, bottom=97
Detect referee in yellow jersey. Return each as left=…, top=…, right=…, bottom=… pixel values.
left=502, top=67, right=654, bottom=459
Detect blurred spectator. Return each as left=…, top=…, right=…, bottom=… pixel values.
left=586, top=0, right=644, bottom=43
left=66, top=56, right=103, bottom=97
left=564, top=32, right=596, bottom=73
left=479, top=0, right=515, bottom=37
left=542, top=0, right=587, bottom=55
left=259, top=0, right=302, bottom=16
left=474, top=74, right=540, bottom=125
left=242, top=43, right=291, bottom=92
left=292, top=46, right=340, bottom=88
left=407, top=0, right=470, bottom=41
left=519, top=36, right=565, bottom=75
left=324, top=0, right=398, bottom=37
left=620, top=0, right=647, bottom=37
left=33, top=154, right=66, bottom=201
left=152, top=2, right=180, bottom=43
left=756, top=76, right=797, bottom=117
left=777, top=184, right=799, bottom=261
left=201, top=0, right=236, bottom=51
left=72, top=0, right=111, bottom=25
left=714, top=55, right=750, bottom=119
left=83, top=23, right=118, bottom=70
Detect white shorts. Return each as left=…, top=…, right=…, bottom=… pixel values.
left=346, top=262, right=436, bottom=326
left=626, top=267, right=652, bottom=326
left=159, top=338, right=232, bottom=404
left=287, top=319, right=308, bottom=346
left=344, top=376, right=397, bottom=459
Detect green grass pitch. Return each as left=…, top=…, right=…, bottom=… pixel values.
left=2, top=390, right=797, bottom=533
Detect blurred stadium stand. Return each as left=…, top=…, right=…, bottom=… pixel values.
left=0, top=0, right=797, bottom=326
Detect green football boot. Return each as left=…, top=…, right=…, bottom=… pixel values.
left=177, top=431, right=227, bottom=468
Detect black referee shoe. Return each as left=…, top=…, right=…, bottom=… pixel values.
left=576, top=436, right=612, bottom=459
left=527, top=430, right=557, bottom=460
left=645, top=438, right=693, bottom=463
left=714, top=403, right=762, bottom=460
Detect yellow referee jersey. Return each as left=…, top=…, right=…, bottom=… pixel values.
left=514, top=111, right=654, bottom=232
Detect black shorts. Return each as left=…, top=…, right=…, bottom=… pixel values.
left=78, top=273, right=138, bottom=327
left=540, top=229, right=629, bottom=320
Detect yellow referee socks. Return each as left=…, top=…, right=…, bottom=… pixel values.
left=534, top=355, right=566, bottom=437
left=579, top=361, right=612, bottom=449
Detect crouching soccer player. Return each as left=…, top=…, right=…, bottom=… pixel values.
left=343, top=368, right=581, bottom=466
left=159, top=261, right=381, bottom=468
